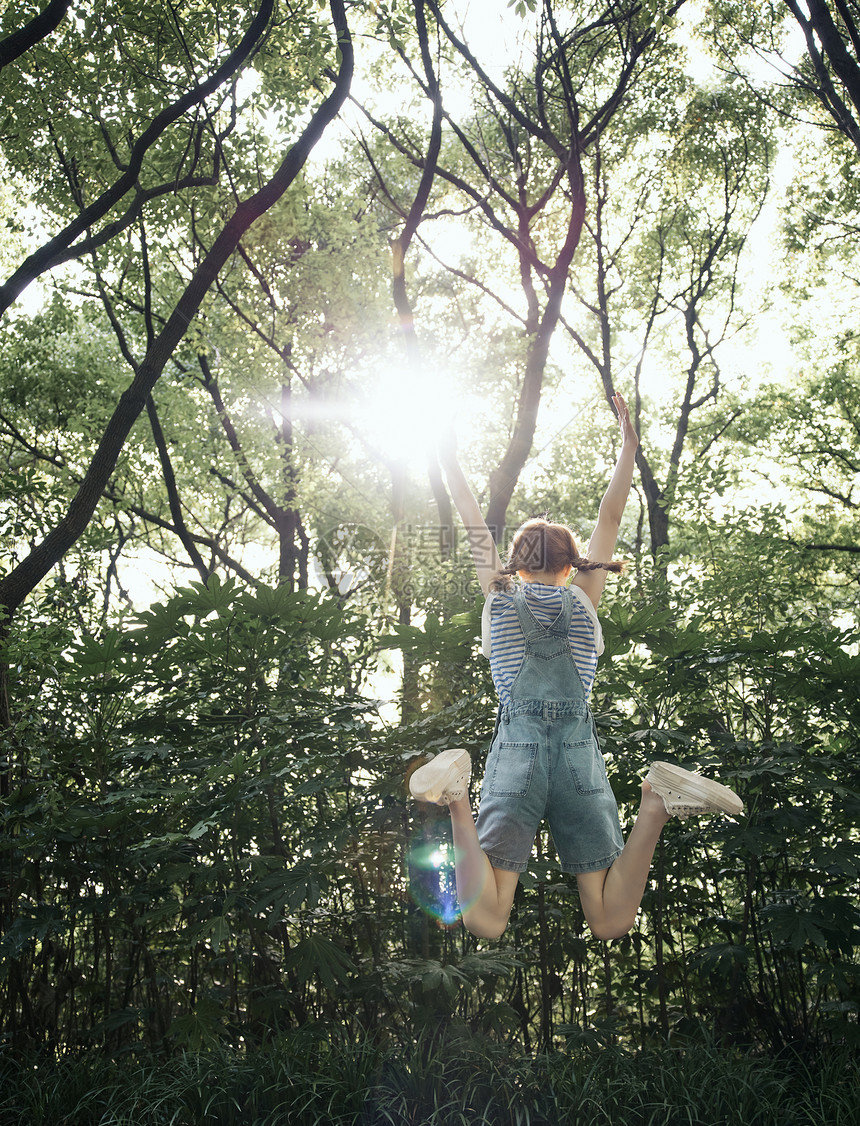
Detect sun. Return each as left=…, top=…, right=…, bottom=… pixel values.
left=358, top=361, right=460, bottom=465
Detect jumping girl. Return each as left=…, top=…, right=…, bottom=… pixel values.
left=409, top=393, right=743, bottom=941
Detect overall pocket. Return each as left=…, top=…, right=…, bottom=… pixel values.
left=487, top=741, right=537, bottom=797
left=564, top=738, right=606, bottom=796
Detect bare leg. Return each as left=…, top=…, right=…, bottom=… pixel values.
left=575, top=781, right=670, bottom=941
left=448, top=797, right=520, bottom=939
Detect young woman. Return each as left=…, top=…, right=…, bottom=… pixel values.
left=409, top=393, right=743, bottom=941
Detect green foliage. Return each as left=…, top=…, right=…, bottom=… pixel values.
left=728, top=369, right=860, bottom=603
left=3, top=545, right=860, bottom=1057
left=1, top=0, right=860, bottom=1079
left=1, top=1035, right=859, bottom=1125
left=0, top=1, right=335, bottom=226
left=0, top=578, right=386, bottom=1050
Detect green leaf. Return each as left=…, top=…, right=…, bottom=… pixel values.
left=283, top=934, right=355, bottom=991
left=206, top=916, right=232, bottom=953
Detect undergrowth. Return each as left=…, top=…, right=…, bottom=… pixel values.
left=1, top=1030, right=858, bottom=1126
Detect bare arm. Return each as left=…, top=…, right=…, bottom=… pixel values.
left=438, top=435, right=503, bottom=595
left=573, top=393, right=638, bottom=608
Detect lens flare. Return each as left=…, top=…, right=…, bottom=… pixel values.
left=358, top=362, right=461, bottom=466
left=407, top=839, right=460, bottom=926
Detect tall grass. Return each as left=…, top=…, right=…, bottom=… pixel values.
left=1, top=1032, right=857, bottom=1126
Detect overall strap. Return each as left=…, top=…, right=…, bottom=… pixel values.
left=490, top=701, right=504, bottom=741
left=512, top=587, right=574, bottom=640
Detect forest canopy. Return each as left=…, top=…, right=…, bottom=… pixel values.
left=0, top=0, right=858, bottom=1070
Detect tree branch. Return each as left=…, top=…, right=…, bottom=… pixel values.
left=0, top=0, right=69, bottom=70
left=145, top=395, right=211, bottom=581
left=0, top=0, right=275, bottom=316
left=0, top=0, right=353, bottom=616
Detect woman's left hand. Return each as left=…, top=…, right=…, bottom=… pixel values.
left=612, top=392, right=639, bottom=449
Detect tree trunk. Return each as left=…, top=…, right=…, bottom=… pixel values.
left=485, top=242, right=584, bottom=541
left=636, top=450, right=670, bottom=560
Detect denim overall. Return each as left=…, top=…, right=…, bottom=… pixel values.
left=475, top=587, right=624, bottom=874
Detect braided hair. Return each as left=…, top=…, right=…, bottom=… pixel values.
left=489, top=517, right=624, bottom=592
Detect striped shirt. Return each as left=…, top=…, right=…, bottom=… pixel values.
left=481, top=583, right=604, bottom=706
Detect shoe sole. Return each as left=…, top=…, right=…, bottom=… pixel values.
left=409, top=748, right=471, bottom=803
left=647, top=761, right=744, bottom=816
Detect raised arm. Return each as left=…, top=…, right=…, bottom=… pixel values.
left=573, top=392, right=638, bottom=608
left=438, top=433, right=503, bottom=595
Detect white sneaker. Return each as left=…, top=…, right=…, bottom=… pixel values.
left=409, top=749, right=472, bottom=805
left=645, top=761, right=744, bottom=820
